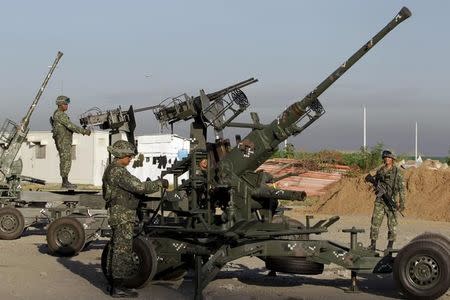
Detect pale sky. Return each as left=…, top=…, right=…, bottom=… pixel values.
left=0, top=0, right=449, bottom=156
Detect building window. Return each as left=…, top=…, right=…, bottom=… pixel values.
left=35, top=144, right=46, bottom=159
left=71, top=145, right=76, bottom=160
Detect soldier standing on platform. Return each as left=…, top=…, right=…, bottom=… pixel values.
left=51, top=95, right=91, bottom=189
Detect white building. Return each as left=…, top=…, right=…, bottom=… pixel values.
left=127, top=134, right=190, bottom=184
left=18, top=131, right=110, bottom=186
left=18, top=131, right=190, bottom=186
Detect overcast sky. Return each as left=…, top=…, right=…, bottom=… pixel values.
left=0, top=1, right=449, bottom=156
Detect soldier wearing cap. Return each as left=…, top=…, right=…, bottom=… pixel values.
left=368, top=150, right=406, bottom=250
left=51, top=95, right=91, bottom=189
left=102, top=140, right=168, bottom=298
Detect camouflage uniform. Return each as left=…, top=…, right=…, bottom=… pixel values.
left=102, top=158, right=160, bottom=280
left=370, top=165, right=405, bottom=241
left=51, top=96, right=90, bottom=178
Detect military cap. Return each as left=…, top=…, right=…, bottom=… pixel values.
left=55, top=95, right=71, bottom=105
left=382, top=150, right=396, bottom=160
left=107, top=140, right=137, bottom=158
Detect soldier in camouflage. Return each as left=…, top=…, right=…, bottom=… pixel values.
left=51, top=95, right=91, bottom=189
left=368, top=150, right=406, bottom=250
left=102, top=140, right=168, bottom=298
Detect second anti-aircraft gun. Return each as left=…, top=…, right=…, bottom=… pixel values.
left=0, top=52, right=63, bottom=239
left=101, top=8, right=449, bottom=300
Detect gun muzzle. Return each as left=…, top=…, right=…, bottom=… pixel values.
left=252, top=187, right=306, bottom=201
left=20, top=175, right=46, bottom=185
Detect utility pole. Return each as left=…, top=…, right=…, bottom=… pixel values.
left=363, top=106, right=367, bottom=151
left=415, top=121, right=418, bottom=161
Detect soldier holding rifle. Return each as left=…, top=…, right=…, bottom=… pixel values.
left=366, top=150, right=406, bottom=251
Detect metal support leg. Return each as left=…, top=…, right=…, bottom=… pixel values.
left=345, top=271, right=360, bottom=293
left=194, top=255, right=203, bottom=300
left=342, top=227, right=364, bottom=293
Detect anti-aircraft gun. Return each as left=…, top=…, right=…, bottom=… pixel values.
left=0, top=52, right=63, bottom=239
left=101, top=8, right=449, bottom=300
left=0, top=51, right=63, bottom=191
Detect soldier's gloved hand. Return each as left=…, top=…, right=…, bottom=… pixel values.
left=132, top=153, right=144, bottom=168
left=364, top=174, right=374, bottom=184
left=84, top=129, right=91, bottom=136
left=159, top=179, right=169, bottom=189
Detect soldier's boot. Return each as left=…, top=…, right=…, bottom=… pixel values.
left=109, top=279, right=138, bottom=298
left=368, top=239, right=376, bottom=251
left=61, top=176, right=77, bottom=189
left=386, top=240, right=394, bottom=250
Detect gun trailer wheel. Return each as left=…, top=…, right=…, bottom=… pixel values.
left=0, top=207, right=25, bottom=240
left=410, top=232, right=450, bottom=255
left=265, top=256, right=324, bottom=275
left=394, top=240, right=450, bottom=300
left=46, top=217, right=86, bottom=256
left=101, top=237, right=157, bottom=289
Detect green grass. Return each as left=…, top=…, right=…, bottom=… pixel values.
left=272, top=143, right=386, bottom=173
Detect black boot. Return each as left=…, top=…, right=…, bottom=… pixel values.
left=369, top=239, right=376, bottom=251
left=109, top=279, right=138, bottom=298
left=387, top=240, right=394, bottom=250
left=61, top=176, right=77, bottom=189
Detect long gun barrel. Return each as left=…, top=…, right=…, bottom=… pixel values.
left=154, top=78, right=258, bottom=126
left=276, top=7, right=411, bottom=130
left=0, top=51, right=63, bottom=184
left=205, top=78, right=258, bottom=102
left=22, top=51, right=64, bottom=129
left=219, top=7, right=411, bottom=177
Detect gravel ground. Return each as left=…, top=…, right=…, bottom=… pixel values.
left=0, top=214, right=449, bottom=300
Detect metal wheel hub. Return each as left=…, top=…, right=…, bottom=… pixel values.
left=408, top=255, right=440, bottom=288
left=0, top=215, right=18, bottom=232
left=130, top=251, right=141, bottom=274
left=56, top=226, right=77, bottom=246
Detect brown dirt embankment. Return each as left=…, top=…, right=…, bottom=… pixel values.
left=313, top=165, right=450, bottom=222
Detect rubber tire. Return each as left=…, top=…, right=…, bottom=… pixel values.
left=265, top=256, right=324, bottom=275
left=101, top=237, right=157, bottom=289
left=46, top=217, right=86, bottom=256
left=393, top=240, right=450, bottom=300
left=410, top=232, right=450, bottom=254
left=0, top=207, right=25, bottom=240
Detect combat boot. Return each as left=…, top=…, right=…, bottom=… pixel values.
left=109, top=279, right=138, bottom=298
left=387, top=240, right=394, bottom=250
left=368, top=239, right=376, bottom=251
left=61, top=176, right=77, bottom=189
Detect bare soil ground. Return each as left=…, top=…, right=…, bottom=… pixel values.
left=313, top=165, right=450, bottom=222
left=0, top=214, right=448, bottom=300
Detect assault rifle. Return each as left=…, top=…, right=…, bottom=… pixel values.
left=365, top=174, right=404, bottom=217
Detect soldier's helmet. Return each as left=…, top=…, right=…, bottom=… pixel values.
left=107, top=140, right=137, bottom=158
left=382, top=150, right=396, bottom=160
left=55, top=95, right=70, bottom=105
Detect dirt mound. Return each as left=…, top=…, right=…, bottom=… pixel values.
left=313, top=165, right=450, bottom=222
